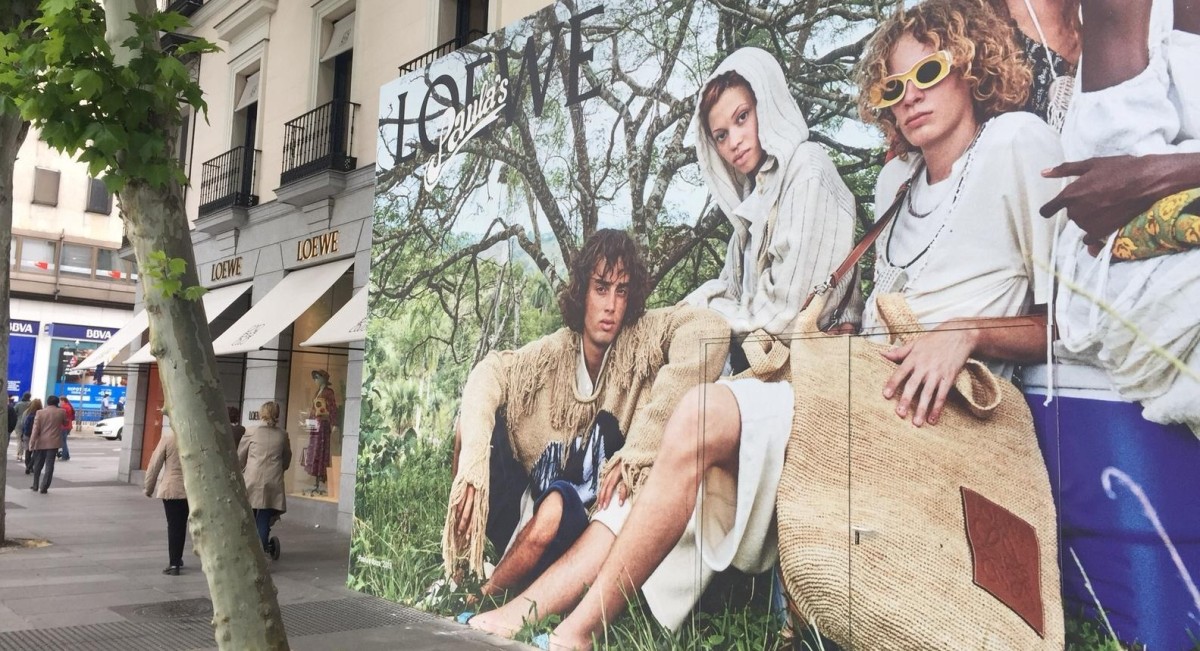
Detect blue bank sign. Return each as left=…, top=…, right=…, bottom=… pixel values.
left=48, top=323, right=118, bottom=341
left=9, top=319, right=38, bottom=336
left=7, top=320, right=39, bottom=397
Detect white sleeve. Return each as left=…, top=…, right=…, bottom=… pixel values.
left=721, top=160, right=857, bottom=336
left=1063, top=3, right=1200, bottom=159
left=1005, top=118, right=1069, bottom=306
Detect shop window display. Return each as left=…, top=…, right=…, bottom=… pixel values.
left=284, top=272, right=351, bottom=502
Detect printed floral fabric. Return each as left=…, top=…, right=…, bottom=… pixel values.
left=1112, top=188, right=1200, bottom=261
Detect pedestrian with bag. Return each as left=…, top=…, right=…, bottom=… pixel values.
left=28, top=396, right=67, bottom=493
left=238, top=401, right=291, bottom=560
left=143, top=413, right=189, bottom=575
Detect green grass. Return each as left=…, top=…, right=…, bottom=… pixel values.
left=349, top=432, right=785, bottom=649
left=348, top=434, right=1190, bottom=651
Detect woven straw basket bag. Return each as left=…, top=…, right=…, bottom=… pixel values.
left=776, top=293, right=1064, bottom=650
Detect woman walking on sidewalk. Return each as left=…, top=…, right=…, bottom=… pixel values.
left=143, top=415, right=189, bottom=575
left=238, top=401, right=291, bottom=560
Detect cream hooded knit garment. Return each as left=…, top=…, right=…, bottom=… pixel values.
left=685, top=47, right=861, bottom=336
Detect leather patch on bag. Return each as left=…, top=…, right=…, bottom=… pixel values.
left=961, top=487, right=1045, bottom=636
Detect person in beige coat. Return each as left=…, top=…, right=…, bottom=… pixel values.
left=143, top=418, right=189, bottom=575
left=238, top=401, right=291, bottom=559
left=28, top=395, right=67, bottom=493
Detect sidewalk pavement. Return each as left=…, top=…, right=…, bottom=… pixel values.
left=0, top=438, right=525, bottom=650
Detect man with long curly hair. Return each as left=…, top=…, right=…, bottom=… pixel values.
left=445, top=228, right=729, bottom=605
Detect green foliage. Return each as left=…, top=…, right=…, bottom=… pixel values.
left=349, top=430, right=787, bottom=650
left=0, top=0, right=219, bottom=191
left=142, top=250, right=205, bottom=300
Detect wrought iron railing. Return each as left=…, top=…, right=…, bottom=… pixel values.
left=167, top=0, right=204, bottom=17
left=280, top=100, right=359, bottom=185
left=198, top=146, right=260, bottom=215
left=398, top=30, right=486, bottom=75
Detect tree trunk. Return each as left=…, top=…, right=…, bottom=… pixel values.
left=120, top=179, right=289, bottom=649
left=0, top=112, right=30, bottom=544
left=97, top=1, right=287, bottom=646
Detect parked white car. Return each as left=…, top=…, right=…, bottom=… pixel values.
left=93, top=416, right=124, bottom=441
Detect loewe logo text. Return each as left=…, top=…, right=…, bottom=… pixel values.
left=297, top=231, right=340, bottom=262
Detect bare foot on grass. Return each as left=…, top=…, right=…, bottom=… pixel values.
left=467, top=608, right=520, bottom=639
left=548, top=630, right=593, bottom=651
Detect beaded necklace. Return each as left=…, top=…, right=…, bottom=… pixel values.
left=876, top=121, right=988, bottom=293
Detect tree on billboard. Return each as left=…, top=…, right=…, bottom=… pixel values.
left=2, top=1, right=286, bottom=647
left=356, top=0, right=888, bottom=612
left=375, top=0, right=884, bottom=322
left=0, top=0, right=38, bottom=545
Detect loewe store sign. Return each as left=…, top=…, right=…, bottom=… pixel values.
left=296, top=230, right=340, bottom=262
left=205, top=252, right=255, bottom=287
left=211, top=257, right=244, bottom=281
left=283, top=222, right=361, bottom=271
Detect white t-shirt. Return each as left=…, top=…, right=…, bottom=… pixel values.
left=863, top=112, right=1066, bottom=377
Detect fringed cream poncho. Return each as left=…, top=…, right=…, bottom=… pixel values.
left=443, top=305, right=730, bottom=576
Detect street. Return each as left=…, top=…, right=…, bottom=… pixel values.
left=0, top=436, right=522, bottom=650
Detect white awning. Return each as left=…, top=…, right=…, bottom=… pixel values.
left=320, top=13, right=355, bottom=62
left=125, top=281, right=253, bottom=365
left=211, top=259, right=354, bottom=356
left=301, top=287, right=367, bottom=347
left=234, top=70, right=260, bottom=111
left=74, top=309, right=150, bottom=369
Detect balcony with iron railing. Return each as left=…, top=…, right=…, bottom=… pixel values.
left=193, top=146, right=259, bottom=235
left=279, top=99, right=359, bottom=193
left=199, top=146, right=260, bottom=216
left=399, top=30, right=486, bottom=75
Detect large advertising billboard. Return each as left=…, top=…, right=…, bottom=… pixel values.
left=356, top=0, right=1200, bottom=648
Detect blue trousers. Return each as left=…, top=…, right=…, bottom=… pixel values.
left=254, top=508, right=279, bottom=549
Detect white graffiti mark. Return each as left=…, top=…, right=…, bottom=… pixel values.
left=1101, top=467, right=1200, bottom=620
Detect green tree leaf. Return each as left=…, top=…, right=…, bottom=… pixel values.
left=71, top=67, right=101, bottom=98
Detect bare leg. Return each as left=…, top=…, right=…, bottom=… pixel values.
left=479, top=492, right=564, bottom=597
left=1080, top=0, right=1152, bottom=91
left=550, top=384, right=743, bottom=651
left=470, top=521, right=616, bottom=638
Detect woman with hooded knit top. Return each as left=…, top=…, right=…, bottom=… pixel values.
left=684, top=47, right=861, bottom=344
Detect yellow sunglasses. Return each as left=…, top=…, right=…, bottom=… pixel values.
left=869, top=50, right=954, bottom=109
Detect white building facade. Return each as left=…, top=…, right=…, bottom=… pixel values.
left=109, top=0, right=553, bottom=532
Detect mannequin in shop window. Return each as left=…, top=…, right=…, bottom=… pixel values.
left=304, top=369, right=338, bottom=495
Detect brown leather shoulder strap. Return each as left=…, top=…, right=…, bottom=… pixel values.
left=800, top=165, right=919, bottom=312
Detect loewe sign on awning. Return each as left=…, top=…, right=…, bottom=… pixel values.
left=296, top=230, right=340, bottom=262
